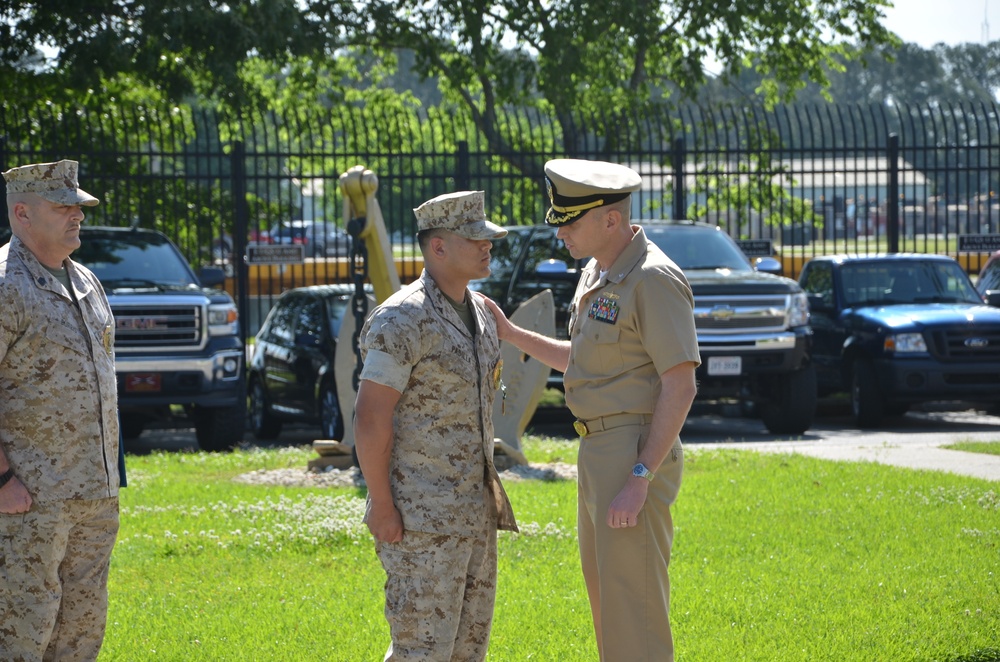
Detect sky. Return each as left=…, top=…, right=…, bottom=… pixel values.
left=882, top=0, right=999, bottom=47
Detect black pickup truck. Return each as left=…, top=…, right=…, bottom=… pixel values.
left=799, top=253, right=1000, bottom=427
left=471, top=220, right=817, bottom=434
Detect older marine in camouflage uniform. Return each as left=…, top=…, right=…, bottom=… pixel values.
left=355, top=190, right=517, bottom=661
left=1, top=160, right=121, bottom=662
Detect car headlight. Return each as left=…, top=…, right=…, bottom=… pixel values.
left=884, top=332, right=927, bottom=353
left=208, top=302, right=239, bottom=336
left=789, top=292, right=810, bottom=327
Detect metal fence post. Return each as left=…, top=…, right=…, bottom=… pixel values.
left=887, top=133, right=900, bottom=253
left=230, top=141, right=250, bottom=351
left=672, top=137, right=686, bottom=221
left=456, top=141, right=471, bottom=191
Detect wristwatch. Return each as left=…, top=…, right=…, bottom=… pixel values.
left=0, top=467, right=15, bottom=490
left=631, top=462, right=655, bottom=482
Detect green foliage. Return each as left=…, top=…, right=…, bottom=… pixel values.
left=2, top=1, right=900, bottom=187
left=688, top=128, right=823, bottom=232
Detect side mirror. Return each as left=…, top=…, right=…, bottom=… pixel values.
left=534, top=259, right=578, bottom=281
left=295, top=332, right=322, bottom=348
left=986, top=290, right=1000, bottom=308
left=199, top=266, right=226, bottom=287
left=806, top=293, right=830, bottom=312
left=754, top=256, right=783, bottom=275
left=536, top=259, right=569, bottom=274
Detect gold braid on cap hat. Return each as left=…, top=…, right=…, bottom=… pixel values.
left=546, top=176, right=631, bottom=225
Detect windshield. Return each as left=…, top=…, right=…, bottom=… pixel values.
left=840, top=261, right=983, bottom=307
left=73, top=233, right=197, bottom=287
left=643, top=224, right=752, bottom=271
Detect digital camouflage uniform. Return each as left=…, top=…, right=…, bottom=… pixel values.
left=0, top=235, right=120, bottom=662
left=565, top=226, right=700, bottom=662
left=360, top=270, right=518, bottom=662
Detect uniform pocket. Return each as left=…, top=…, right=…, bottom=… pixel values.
left=0, top=512, right=27, bottom=586
left=571, top=313, right=625, bottom=377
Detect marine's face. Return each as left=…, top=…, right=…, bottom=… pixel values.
left=443, top=232, right=495, bottom=281
left=15, top=195, right=85, bottom=265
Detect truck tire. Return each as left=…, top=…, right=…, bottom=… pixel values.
left=249, top=379, right=283, bottom=440
left=759, top=363, right=817, bottom=434
left=851, top=359, right=884, bottom=428
left=319, top=381, right=344, bottom=441
left=119, top=413, right=146, bottom=440
left=194, top=404, right=246, bottom=452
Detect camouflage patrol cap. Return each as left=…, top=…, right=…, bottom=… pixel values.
left=413, top=190, right=507, bottom=240
left=544, top=159, right=640, bottom=226
left=2, top=159, right=99, bottom=206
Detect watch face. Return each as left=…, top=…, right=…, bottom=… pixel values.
left=632, top=464, right=646, bottom=477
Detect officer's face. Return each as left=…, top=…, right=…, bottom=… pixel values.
left=442, top=232, right=495, bottom=281
left=557, top=208, right=607, bottom=260
left=16, top=196, right=85, bottom=264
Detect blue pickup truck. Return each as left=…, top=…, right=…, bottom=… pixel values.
left=799, top=253, right=1000, bottom=427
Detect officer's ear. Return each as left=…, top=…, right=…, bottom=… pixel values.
left=603, top=206, right=622, bottom=230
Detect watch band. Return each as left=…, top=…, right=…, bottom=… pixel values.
left=0, top=467, right=16, bottom=490
left=632, top=462, right=655, bottom=482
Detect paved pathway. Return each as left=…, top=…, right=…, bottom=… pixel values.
left=682, top=407, right=1000, bottom=483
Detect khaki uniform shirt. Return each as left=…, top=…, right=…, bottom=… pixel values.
left=0, top=236, right=120, bottom=502
left=359, top=270, right=518, bottom=536
left=564, top=225, right=701, bottom=419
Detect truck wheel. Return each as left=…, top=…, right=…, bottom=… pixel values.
left=249, top=379, right=282, bottom=440
left=851, top=359, right=884, bottom=428
left=760, top=364, right=817, bottom=434
left=119, top=413, right=146, bottom=440
left=194, top=404, right=246, bottom=452
left=319, top=381, right=344, bottom=441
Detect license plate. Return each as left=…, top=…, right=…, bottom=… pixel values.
left=707, top=356, right=742, bottom=376
left=125, top=373, right=161, bottom=393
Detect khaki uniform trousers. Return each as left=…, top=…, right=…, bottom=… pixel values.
left=0, top=496, right=120, bottom=662
left=578, top=423, right=683, bottom=662
left=375, top=489, right=499, bottom=662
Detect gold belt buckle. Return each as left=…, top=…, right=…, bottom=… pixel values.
left=573, top=419, right=589, bottom=437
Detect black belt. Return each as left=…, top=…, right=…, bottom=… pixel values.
left=574, top=413, right=651, bottom=437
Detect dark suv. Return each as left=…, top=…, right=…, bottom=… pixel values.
left=471, top=220, right=816, bottom=434
left=74, top=227, right=246, bottom=450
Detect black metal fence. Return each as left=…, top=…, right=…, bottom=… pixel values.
left=3, top=101, right=1000, bottom=336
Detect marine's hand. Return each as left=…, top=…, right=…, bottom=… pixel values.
left=474, top=293, right=513, bottom=341
left=367, top=500, right=404, bottom=543
left=606, top=478, right=649, bottom=529
left=0, top=476, right=32, bottom=514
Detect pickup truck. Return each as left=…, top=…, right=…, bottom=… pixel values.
left=799, top=253, right=1000, bottom=427
left=73, top=226, right=247, bottom=450
left=471, top=220, right=817, bottom=434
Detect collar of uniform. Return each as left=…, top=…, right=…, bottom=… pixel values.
left=585, top=224, right=648, bottom=285
left=418, top=269, right=478, bottom=338
left=11, top=234, right=94, bottom=300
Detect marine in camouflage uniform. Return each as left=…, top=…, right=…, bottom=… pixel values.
left=0, top=161, right=121, bottom=662
left=355, top=190, right=517, bottom=662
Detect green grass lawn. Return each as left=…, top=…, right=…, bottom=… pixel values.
left=943, top=440, right=1000, bottom=457
left=100, top=440, right=1000, bottom=661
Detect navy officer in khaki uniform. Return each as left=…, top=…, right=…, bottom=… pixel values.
left=355, top=190, right=518, bottom=661
left=1, top=160, right=121, bottom=661
left=481, top=160, right=700, bottom=661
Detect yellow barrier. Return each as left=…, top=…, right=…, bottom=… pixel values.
left=775, top=251, right=994, bottom=281
left=223, top=257, right=424, bottom=298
